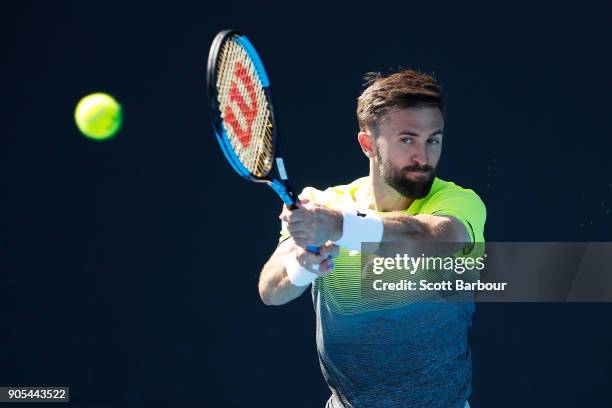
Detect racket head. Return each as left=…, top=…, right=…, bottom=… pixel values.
left=207, top=30, right=277, bottom=182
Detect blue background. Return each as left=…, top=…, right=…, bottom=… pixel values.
left=3, top=1, right=612, bottom=406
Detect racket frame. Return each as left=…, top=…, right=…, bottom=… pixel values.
left=207, top=29, right=300, bottom=209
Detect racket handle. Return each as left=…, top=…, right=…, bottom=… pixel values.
left=306, top=245, right=320, bottom=254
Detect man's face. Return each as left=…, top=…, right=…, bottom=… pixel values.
left=373, top=106, right=444, bottom=199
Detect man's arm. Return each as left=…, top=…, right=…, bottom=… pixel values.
left=281, top=204, right=471, bottom=256
left=347, top=212, right=470, bottom=256
left=380, top=213, right=470, bottom=253
left=258, top=238, right=337, bottom=306
left=258, top=238, right=308, bottom=306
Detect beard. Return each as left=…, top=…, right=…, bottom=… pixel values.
left=377, top=151, right=436, bottom=199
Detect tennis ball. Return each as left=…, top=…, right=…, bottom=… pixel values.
left=74, top=93, right=122, bottom=140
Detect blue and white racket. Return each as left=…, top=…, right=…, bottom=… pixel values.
left=207, top=29, right=318, bottom=253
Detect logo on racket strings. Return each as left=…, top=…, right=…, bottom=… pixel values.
left=224, top=61, right=258, bottom=148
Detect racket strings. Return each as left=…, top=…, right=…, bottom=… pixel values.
left=215, top=38, right=274, bottom=177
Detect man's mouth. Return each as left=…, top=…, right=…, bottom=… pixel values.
left=405, top=169, right=429, bottom=175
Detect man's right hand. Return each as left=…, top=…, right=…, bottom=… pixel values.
left=295, top=241, right=340, bottom=276
left=259, top=238, right=339, bottom=306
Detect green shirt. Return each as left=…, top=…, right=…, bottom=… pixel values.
left=279, top=177, right=486, bottom=408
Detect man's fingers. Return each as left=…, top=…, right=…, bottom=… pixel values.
left=294, top=239, right=336, bottom=276
left=279, top=205, right=291, bottom=221
left=318, top=245, right=338, bottom=275
left=286, top=220, right=306, bottom=231
left=318, top=257, right=335, bottom=276
left=317, top=242, right=339, bottom=260
left=317, top=245, right=330, bottom=259
left=287, top=227, right=312, bottom=245
left=325, top=243, right=340, bottom=259
left=293, top=237, right=307, bottom=248
left=279, top=208, right=307, bottom=223
left=296, top=252, right=334, bottom=276
left=294, top=236, right=325, bottom=248
left=297, top=249, right=326, bottom=265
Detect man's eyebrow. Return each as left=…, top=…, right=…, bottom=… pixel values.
left=396, top=129, right=443, bottom=137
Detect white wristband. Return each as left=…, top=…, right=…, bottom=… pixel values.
left=333, top=210, right=384, bottom=252
left=284, top=255, right=318, bottom=287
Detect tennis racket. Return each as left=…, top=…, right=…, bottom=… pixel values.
left=207, top=29, right=318, bottom=254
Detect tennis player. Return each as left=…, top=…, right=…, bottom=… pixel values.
left=259, top=70, right=486, bottom=408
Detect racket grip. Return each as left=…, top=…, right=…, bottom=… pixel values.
left=306, top=245, right=320, bottom=254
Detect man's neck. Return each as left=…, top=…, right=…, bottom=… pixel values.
left=360, top=161, right=414, bottom=212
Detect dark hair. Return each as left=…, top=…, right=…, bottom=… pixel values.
left=356, top=69, right=444, bottom=134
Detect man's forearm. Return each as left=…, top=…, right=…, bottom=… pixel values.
left=258, top=240, right=309, bottom=306
left=376, top=213, right=469, bottom=256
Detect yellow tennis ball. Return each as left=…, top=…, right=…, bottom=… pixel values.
left=74, top=93, right=122, bottom=140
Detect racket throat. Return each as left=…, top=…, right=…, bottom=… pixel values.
left=268, top=179, right=298, bottom=207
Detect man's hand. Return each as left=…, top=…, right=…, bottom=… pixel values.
left=295, top=241, right=340, bottom=276
left=279, top=199, right=343, bottom=248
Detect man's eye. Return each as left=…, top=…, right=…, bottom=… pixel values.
left=400, top=137, right=411, bottom=144
left=427, top=139, right=440, bottom=145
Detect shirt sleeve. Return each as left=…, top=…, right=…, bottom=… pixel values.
left=420, top=186, right=487, bottom=245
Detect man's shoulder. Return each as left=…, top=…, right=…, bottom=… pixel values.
left=428, top=178, right=483, bottom=200
left=420, top=178, right=487, bottom=221
left=410, top=177, right=486, bottom=217
left=299, top=177, right=367, bottom=205
left=422, top=178, right=487, bottom=244
left=300, top=177, right=368, bottom=198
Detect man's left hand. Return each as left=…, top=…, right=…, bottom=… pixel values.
left=279, top=199, right=343, bottom=248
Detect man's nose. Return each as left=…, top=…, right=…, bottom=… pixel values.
left=410, top=146, right=428, bottom=166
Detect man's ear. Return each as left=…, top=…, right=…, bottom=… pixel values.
left=357, top=131, right=376, bottom=159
